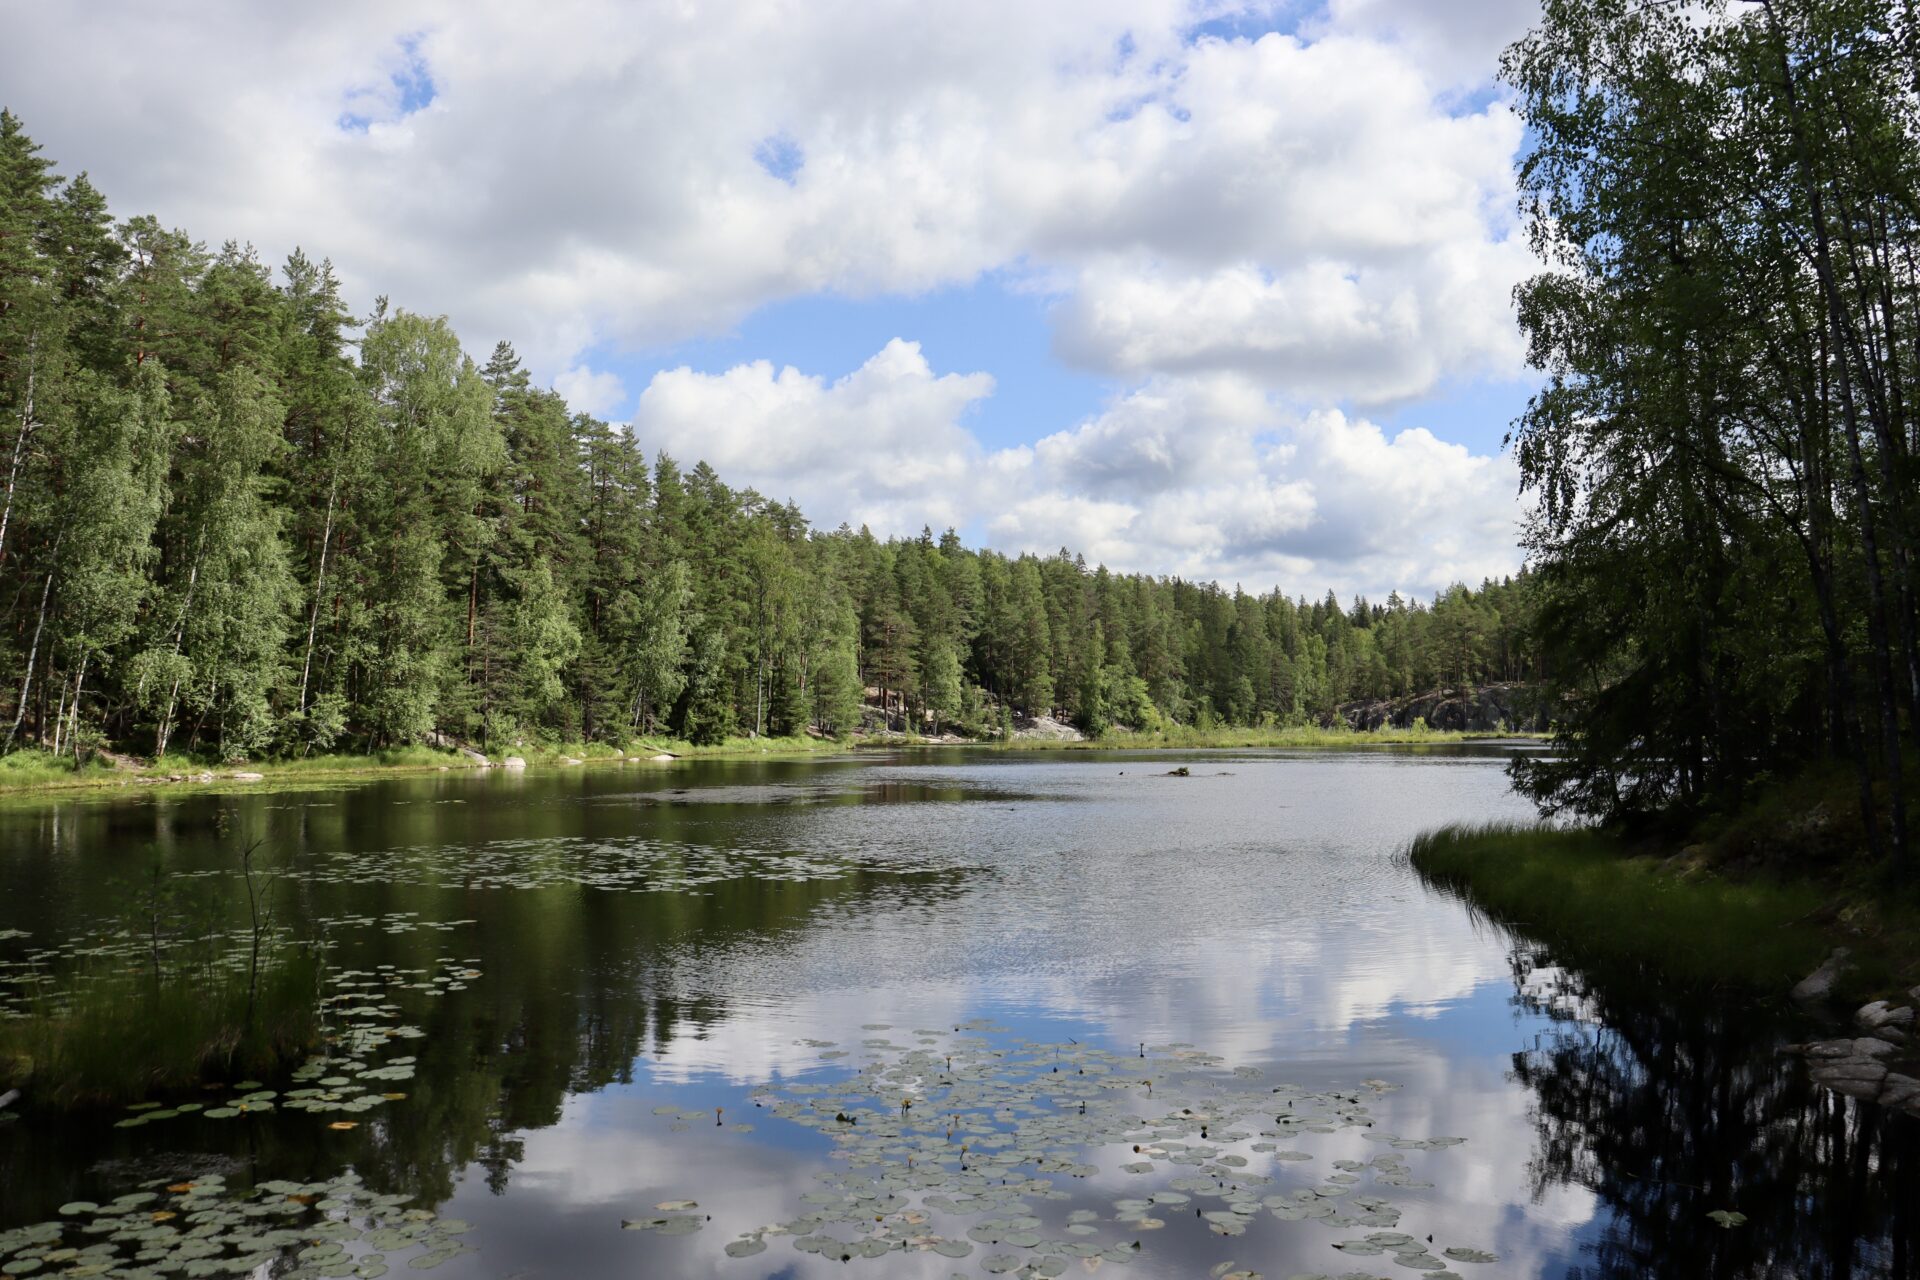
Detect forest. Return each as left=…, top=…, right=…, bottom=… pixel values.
left=1504, top=0, right=1920, bottom=867
left=0, top=110, right=1538, bottom=763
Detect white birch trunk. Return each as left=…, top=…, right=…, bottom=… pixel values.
left=4, top=532, right=60, bottom=750
left=297, top=476, right=339, bottom=713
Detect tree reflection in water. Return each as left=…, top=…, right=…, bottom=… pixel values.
left=1506, top=947, right=1918, bottom=1279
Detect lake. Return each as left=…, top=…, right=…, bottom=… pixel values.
left=0, top=746, right=1913, bottom=1279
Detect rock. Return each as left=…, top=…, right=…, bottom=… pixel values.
left=501, top=756, right=527, bottom=771
left=1333, top=681, right=1548, bottom=734
left=1855, top=1001, right=1915, bottom=1032
left=193, top=771, right=214, bottom=783
left=1851, top=1037, right=1900, bottom=1058
left=436, top=766, right=450, bottom=771
left=1812, top=1058, right=1888, bottom=1085
left=1791, top=947, right=1853, bottom=1002
left=458, top=746, right=489, bottom=766
left=650, top=753, right=675, bottom=762
left=1008, top=714, right=1085, bottom=742
left=1880, top=1074, right=1920, bottom=1108
left=228, top=771, right=264, bottom=781
left=1803, top=1040, right=1856, bottom=1059
left=1820, top=1075, right=1888, bottom=1100
left=561, top=757, right=583, bottom=766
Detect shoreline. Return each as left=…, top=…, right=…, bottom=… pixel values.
left=1406, top=820, right=1919, bottom=999
left=1407, top=819, right=1920, bottom=1116
left=0, top=727, right=1542, bottom=797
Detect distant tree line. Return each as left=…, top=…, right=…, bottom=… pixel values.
left=0, top=111, right=1537, bottom=760
left=1505, top=0, right=1920, bottom=866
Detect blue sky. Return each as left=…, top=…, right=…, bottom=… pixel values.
left=594, top=274, right=1536, bottom=463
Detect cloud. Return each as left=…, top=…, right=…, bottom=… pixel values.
left=630, top=343, right=1521, bottom=596
left=1001, top=392, right=1523, bottom=592
left=1318, top=0, right=1542, bottom=88
left=2, top=2, right=1535, bottom=398
left=553, top=364, right=628, bottom=419
left=1054, top=250, right=1530, bottom=405
left=629, top=339, right=995, bottom=533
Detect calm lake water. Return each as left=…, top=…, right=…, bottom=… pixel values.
left=0, top=747, right=1913, bottom=1279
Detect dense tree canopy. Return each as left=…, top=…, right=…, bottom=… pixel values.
left=1504, top=0, right=1920, bottom=869
left=0, top=112, right=1536, bottom=759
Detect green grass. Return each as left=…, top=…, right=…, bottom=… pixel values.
left=535, top=734, right=856, bottom=761
left=1003, top=723, right=1537, bottom=751
left=0, top=735, right=866, bottom=794
left=0, top=950, right=324, bottom=1108
left=1407, top=821, right=1847, bottom=992
left=0, top=721, right=1535, bottom=793
left=0, top=750, right=124, bottom=788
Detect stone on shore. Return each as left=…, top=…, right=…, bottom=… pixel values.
left=1881, top=1074, right=1920, bottom=1108
left=1790, top=947, right=1852, bottom=1001
left=1854, top=1001, right=1915, bottom=1032
left=501, top=756, right=527, bottom=771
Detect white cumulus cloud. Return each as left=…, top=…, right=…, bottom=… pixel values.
left=630, top=339, right=995, bottom=534
left=630, top=343, right=1522, bottom=596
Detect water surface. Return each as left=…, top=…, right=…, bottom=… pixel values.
left=0, top=747, right=1912, bottom=1279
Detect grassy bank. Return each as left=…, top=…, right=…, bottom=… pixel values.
left=0, top=735, right=860, bottom=794
left=0, top=726, right=1531, bottom=793
left=1408, top=821, right=1914, bottom=996
left=0, top=950, right=323, bottom=1108
left=1007, top=723, right=1540, bottom=751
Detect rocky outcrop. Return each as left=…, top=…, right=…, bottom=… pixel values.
left=1009, top=714, right=1084, bottom=742
left=1795, top=988, right=1920, bottom=1116
left=1332, top=682, right=1548, bottom=734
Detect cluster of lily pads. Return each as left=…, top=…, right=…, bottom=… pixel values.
left=626, top=1021, right=1499, bottom=1278
left=0, top=906, right=469, bottom=1021
left=111, top=955, right=478, bottom=1131
left=0, top=1170, right=470, bottom=1279
left=286, top=835, right=863, bottom=894
left=0, top=924, right=312, bottom=1020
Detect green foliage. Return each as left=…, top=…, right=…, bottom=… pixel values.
left=1501, top=0, right=1920, bottom=875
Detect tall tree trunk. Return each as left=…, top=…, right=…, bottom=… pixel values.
left=297, top=476, right=337, bottom=714
left=66, top=653, right=88, bottom=764
left=49, top=665, right=67, bottom=758
left=0, top=340, right=37, bottom=569
left=4, top=532, right=59, bottom=751
left=1764, top=3, right=1910, bottom=871
left=155, top=548, right=204, bottom=759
